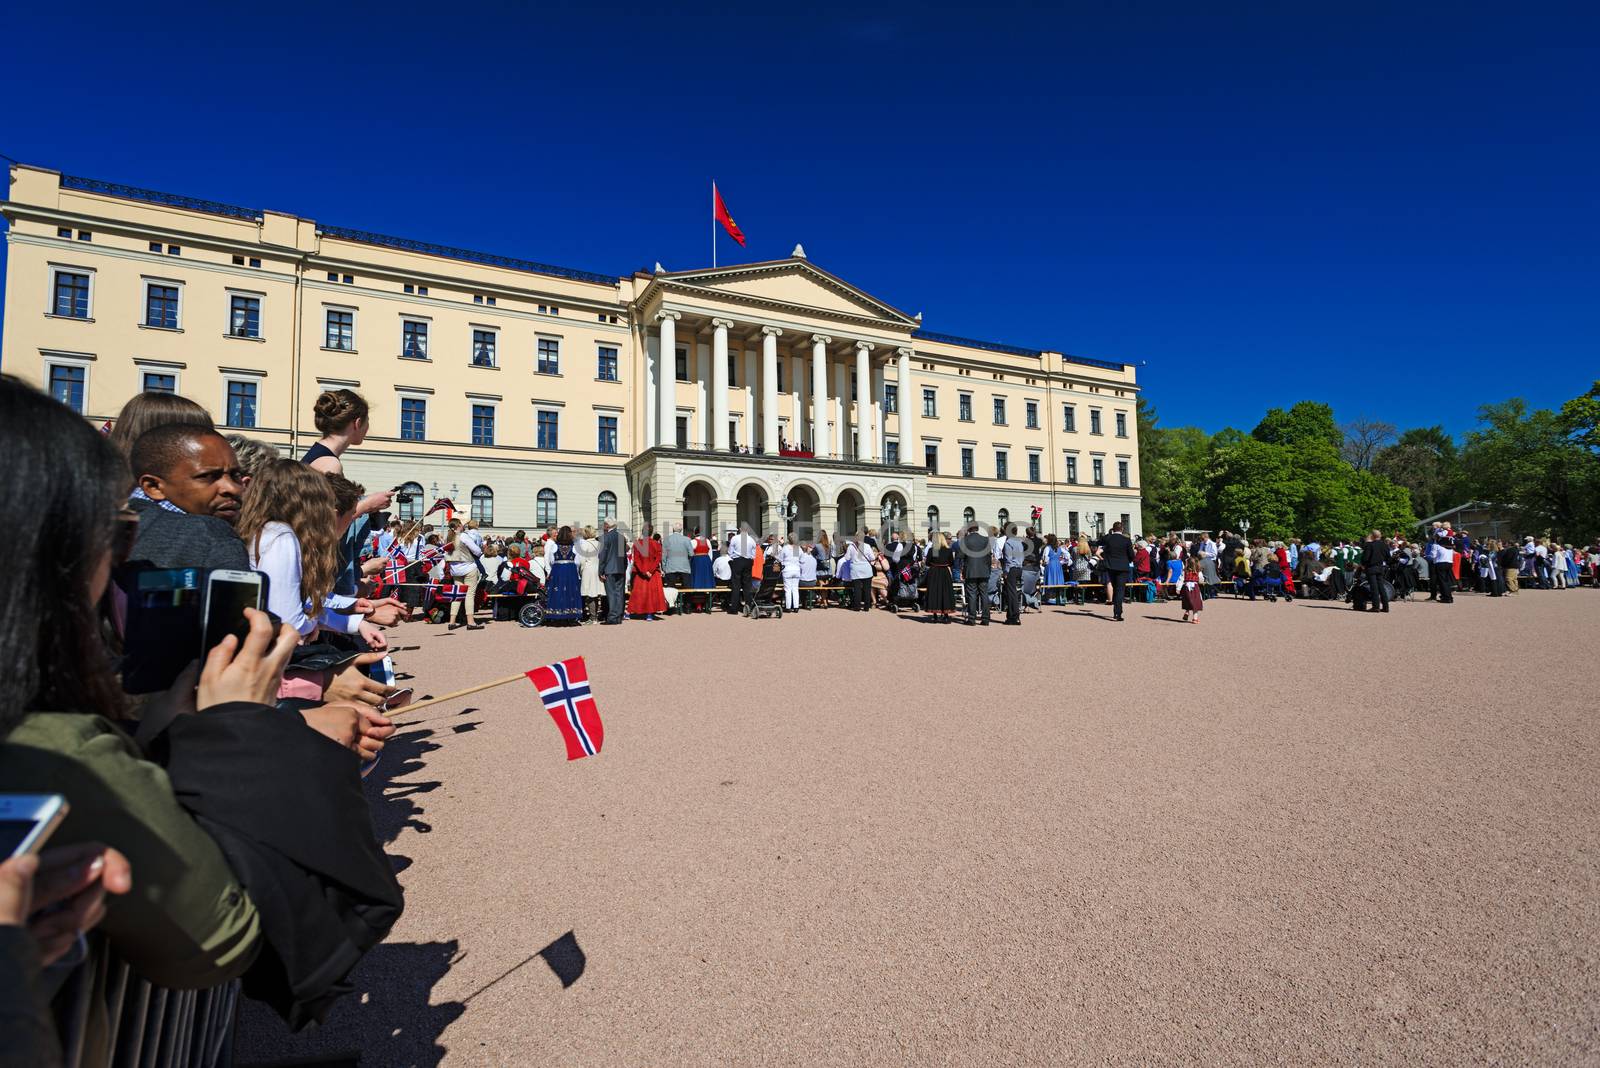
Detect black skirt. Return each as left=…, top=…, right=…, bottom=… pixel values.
left=925, top=565, right=955, bottom=611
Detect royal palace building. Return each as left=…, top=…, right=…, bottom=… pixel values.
left=2, top=163, right=1143, bottom=537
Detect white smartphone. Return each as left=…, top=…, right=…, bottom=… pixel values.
left=201, top=569, right=266, bottom=658
left=0, top=794, right=69, bottom=858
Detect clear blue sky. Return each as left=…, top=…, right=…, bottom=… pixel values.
left=3, top=2, right=1595, bottom=437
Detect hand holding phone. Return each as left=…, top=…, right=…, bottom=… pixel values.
left=0, top=795, right=68, bottom=858
left=198, top=608, right=297, bottom=710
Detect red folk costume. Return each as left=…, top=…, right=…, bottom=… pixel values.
left=628, top=538, right=668, bottom=616
left=1275, top=545, right=1297, bottom=595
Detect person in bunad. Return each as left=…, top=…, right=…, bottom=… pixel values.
left=578, top=525, right=604, bottom=622
left=1041, top=534, right=1067, bottom=604
left=778, top=534, right=803, bottom=610
left=628, top=526, right=668, bottom=620
left=923, top=531, right=956, bottom=622
left=542, top=525, right=584, bottom=624
left=689, top=527, right=715, bottom=591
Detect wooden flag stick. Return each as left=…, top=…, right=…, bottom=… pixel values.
left=393, top=672, right=527, bottom=717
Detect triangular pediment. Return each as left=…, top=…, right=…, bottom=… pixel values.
left=657, top=259, right=917, bottom=328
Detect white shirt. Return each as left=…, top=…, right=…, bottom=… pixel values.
left=778, top=545, right=802, bottom=578
left=798, top=551, right=818, bottom=582
left=727, top=533, right=756, bottom=559
left=249, top=521, right=363, bottom=637
left=712, top=553, right=732, bottom=581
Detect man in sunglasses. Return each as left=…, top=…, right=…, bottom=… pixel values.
left=125, top=425, right=250, bottom=571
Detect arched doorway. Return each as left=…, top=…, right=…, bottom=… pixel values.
left=783, top=484, right=820, bottom=540
left=879, top=491, right=908, bottom=533
left=736, top=483, right=768, bottom=534
left=837, top=489, right=864, bottom=537
left=681, top=479, right=716, bottom=538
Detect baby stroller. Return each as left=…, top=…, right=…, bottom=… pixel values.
left=893, top=564, right=922, bottom=611
left=748, top=556, right=784, bottom=619
left=1347, top=574, right=1395, bottom=611
left=1021, top=565, right=1042, bottom=612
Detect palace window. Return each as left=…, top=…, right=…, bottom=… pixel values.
left=1092, top=458, right=1104, bottom=485
left=885, top=440, right=899, bottom=465
left=1029, top=454, right=1041, bottom=482
left=963, top=506, right=976, bottom=526
left=471, top=486, right=494, bottom=525
left=995, top=451, right=1008, bottom=480
left=958, top=394, right=972, bottom=421
left=597, top=415, right=619, bottom=454
left=992, top=397, right=1006, bottom=425
left=1065, top=455, right=1078, bottom=484
left=1118, top=459, right=1130, bottom=488
left=1063, top=404, right=1076, bottom=433
left=471, top=404, right=495, bottom=446
left=52, top=270, right=91, bottom=318
left=397, top=482, right=424, bottom=522
left=596, top=490, right=618, bottom=523
left=927, top=505, right=939, bottom=530
left=400, top=397, right=427, bottom=441
left=536, top=488, right=558, bottom=527
left=922, top=388, right=937, bottom=418
left=675, top=347, right=689, bottom=381
left=537, top=338, right=560, bottom=375
left=1090, top=408, right=1103, bottom=435
left=727, top=352, right=738, bottom=388
left=472, top=329, right=497, bottom=367
left=1116, top=411, right=1128, bottom=437
left=924, top=443, right=938, bottom=473
left=225, top=380, right=258, bottom=429
left=675, top=415, right=689, bottom=448
left=597, top=345, right=619, bottom=381
left=1025, top=400, right=1038, bottom=429
left=144, top=284, right=180, bottom=329
left=884, top=384, right=898, bottom=414
left=142, top=372, right=176, bottom=394
left=230, top=295, right=261, bottom=338
left=961, top=447, right=974, bottom=478
left=998, top=508, right=1010, bottom=531
left=49, top=365, right=86, bottom=412
left=402, top=320, right=429, bottom=359
left=325, top=309, right=354, bottom=350
left=537, top=410, right=560, bottom=449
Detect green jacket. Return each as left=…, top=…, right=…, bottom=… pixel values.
left=0, top=713, right=260, bottom=989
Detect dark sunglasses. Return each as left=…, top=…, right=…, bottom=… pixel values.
left=112, top=507, right=141, bottom=565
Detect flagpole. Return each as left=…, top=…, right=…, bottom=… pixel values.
left=390, top=671, right=529, bottom=717
left=711, top=181, right=716, bottom=268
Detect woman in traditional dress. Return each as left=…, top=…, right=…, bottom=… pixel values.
left=1042, top=534, right=1066, bottom=604
left=543, top=526, right=584, bottom=623
left=923, top=531, right=956, bottom=622
left=628, top=528, right=668, bottom=620
left=689, top=526, right=715, bottom=590
left=579, top=525, right=604, bottom=622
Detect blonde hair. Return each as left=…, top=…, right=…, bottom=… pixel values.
left=236, top=459, right=340, bottom=608
left=932, top=531, right=949, bottom=552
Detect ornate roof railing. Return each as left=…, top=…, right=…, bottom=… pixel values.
left=61, top=174, right=264, bottom=221
left=911, top=328, right=1126, bottom=371
left=317, top=225, right=619, bottom=287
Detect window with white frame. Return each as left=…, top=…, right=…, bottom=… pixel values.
left=141, top=372, right=177, bottom=394
left=51, top=269, right=91, bottom=318
left=399, top=396, right=427, bottom=441
left=472, top=329, right=497, bottom=367
left=402, top=319, right=429, bottom=359
left=470, top=485, right=494, bottom=525
left=1025, top=400, right=1038, bottom=429
left=537, top=337, right=560, bottom=374
left=471, top=403, right=495, bottom=445
left=884, top=383, right=898, bottom=414
left=536, top=488, right=558, bottom=526
left=1028, top=453, right=1041, bottom=482
left=225, top=378, right=259, bottom=429
left=47, top=361, right=87, bottom=413
left=397, top=482, right=424, bottom=522
left=229, top=294, right=261, bottom=338
left=1090, top=408, right=1103, bottom=435
left=958, top=393, right=973, bottom=421
left=596, top=490, right=617, bottom=523
left=537, top=409, right=559, bottom=449
left=1118, top=459, right=1130, bottom=487
left=1065, top=454, right=1079, bottom=484
left=143, top=281, right=180, bottom=329
left=325, top=309, right=354, bottom=350
left=1063, top=404, right=1077, bottom=432
left=1092, top=457, right=1104, bottom=485
left=995, top=450, right=1009, bottom=480
left=596, top=345, right=619, bottom=381
left=922, top=387, right=937, bottom=418
left=1115, top=411, right=1128, bottom=437
left=597, top=414, right=619, bottom=454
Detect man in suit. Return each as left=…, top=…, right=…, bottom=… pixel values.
left=1359, top=530, right=1391, bottom=613
left=726, top=525, right=756, bottom=614
left=597, top=518, right=627, bottom=624
left=960, top=523, right=993, bottom=625
left=662, top=523, right=693, bottom=589
left=1099, top=520, right=1135, bottom=621
left=1000, top=525, right=1026, bottom=625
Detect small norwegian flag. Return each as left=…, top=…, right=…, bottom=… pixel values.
left=435, top=583, right=467, bottom=602
left=382, top=553, right=409, bottom=585
left=528, top=657, right=604, bottom=760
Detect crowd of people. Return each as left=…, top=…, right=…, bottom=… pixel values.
left=2, top=374, right=1595, bottom=1063
left=1, top=382, right=416, bottom=1063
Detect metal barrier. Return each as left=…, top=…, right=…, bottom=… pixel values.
left=57, top=937, right=240, bottom=1068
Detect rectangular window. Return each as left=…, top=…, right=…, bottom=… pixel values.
left=728, top=419, right=738, bottom=447
left=597, top=415, right=619, bottom=454
left=924, top=443, right=938, bottom=472
left=226, top=380, right=258, bottom=428
left=52, top=271, right=90, bottom=318
left=537, top=338, right=560, bottom=375
left=417, top=285, right=427, bottom=296
left=884, top=383, right=898, bottom=414
left=961, top=447, right=974, bottom=478
left=472, top=329, right=497, bottom=367
left=537, top=410, right=559, bottom=449
left=325, top=310, right=354, bottom=350
left=995, top=451, right=1009, bottom=480
left=596, top=345, right=619, bottom=381
left=229, top=295, right=261, bottom=338
left=958, top=394, right=972, bottom=421
left=1118, top=459, right=1130, bottom=488
left=776, top=363, right=784, bottom=392
left=400, top=397, right=427, bottom=441
left=992, top=397, right=1006, bottom=425
left=1116, top=411, right=1127, bottom=437
left=675, top=347, right=689, bottom=381
left=1064, top=405, right=1076, bottom=433
left=1090, top=409, right=1103, bottom=435
left=142, top=372, right=176, bottom=393
left=49, top=365, right=86, bottom=412
left=1069, top=511, right=1080, bottom=537
left=850, top=372, right=857, bottom=401
left=167, top=245, right=181, bottom=256
left=250, top=258, right=261, bottom=269
left=1025, top=400, right=1038, bottom=429
left=922, top=388, right=937, bottom=418
left=144, top=284, right=179, bottom=329
left=728, top=353, right=739, bottom=388
left=885, top=440, right=899, bottom=465
left=402, top=320, right=429, bottom=359
left=471, top=404, right=495, bottom=446
left=1065, top=455, right=1078, bottom=484
left=1121, top=513, right=1131, bottom=533
left=1092, top=458, right=1105, bottom=485
left=675, top=415, right=689, bottom=449
left=1029, top=454, right=1041, bottom=482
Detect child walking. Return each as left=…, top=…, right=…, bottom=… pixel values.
left=1181, top=556, right=1205, bottom=624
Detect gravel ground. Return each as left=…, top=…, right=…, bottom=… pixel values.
left=236, top=589, right=1600, bottom=1066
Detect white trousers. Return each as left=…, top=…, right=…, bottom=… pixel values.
left=783, top=576, right=800, bottom=609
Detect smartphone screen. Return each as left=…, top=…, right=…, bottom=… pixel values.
left=0, top=819, right=39, bottom=856
left=201, top=573, right=264, bottom=657
left=119, top=567, right=205, bottom=693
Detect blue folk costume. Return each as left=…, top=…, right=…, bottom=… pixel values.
left=1043, top=545, right=1067, bottom=586
left=544, top=542, right=583, bottom=620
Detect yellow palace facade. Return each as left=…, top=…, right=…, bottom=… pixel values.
left=2, top=163, right=1144, bottom=538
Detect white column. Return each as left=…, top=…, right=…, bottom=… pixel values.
left=711, top=318, right=733, bottom=451
left=872, top=364, right=886, bottom=462
left=854, top=341, right=875, bottom=462
left=742, top=346, right=757, bottom=448
left=644, top=332, right=659, bottom=448
left=761, top=326, right=781, bottom=453
left=832, top=363, right=847, bottom=459
left=810, top=334, right=830, bottom=456
left=896, top=346, right=915, bottom=467
left=694, top=341, right=711, bottom=447
left=656, top=311, right=679, bottom=447
left=790, top=354, right=804, bottom=438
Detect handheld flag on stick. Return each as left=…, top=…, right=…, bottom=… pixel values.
left=425, top=498, right=457, bottom=520
left=529, top=657, right=604, bottom=760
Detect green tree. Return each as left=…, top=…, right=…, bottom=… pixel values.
left=1203, top=437, right=1299, bottom=539
left=1372, top=425, right=1463, bottom=519
left=1252, top=401, right=1342, bottom=451
left=1461, top=394, right=1600, bottom=541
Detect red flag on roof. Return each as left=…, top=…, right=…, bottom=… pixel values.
left=713, top=183, right=745, bottom=246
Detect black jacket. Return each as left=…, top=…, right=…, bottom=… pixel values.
left=127, top=498, right=249, bottom=572
left=1360, top=540, right=1390, bottom=570
left=156, top=703, right=403, bottom=1031
left=1100, top=532, right=1135, bottom=570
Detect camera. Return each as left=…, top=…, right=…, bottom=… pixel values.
left=394, top=490, right=415, bottom=504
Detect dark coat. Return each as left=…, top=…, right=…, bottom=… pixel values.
left=597, top=527, right=627, bottom=576
left=156, top=703, right=404, bottom=1031
left=127, top=498, right=249, bottom=572
left=1100, top=532, right=1135, bottom=571
left=959, top=531, right=992, bottom=580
